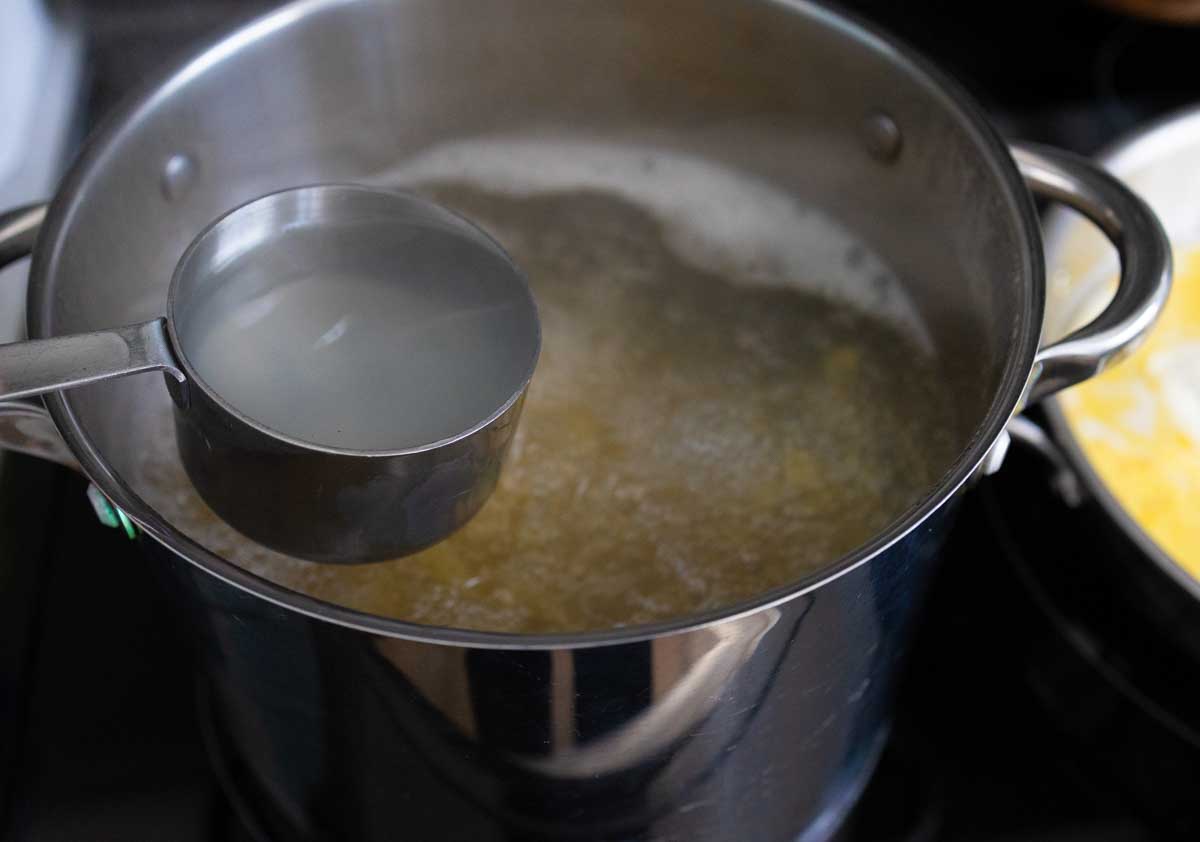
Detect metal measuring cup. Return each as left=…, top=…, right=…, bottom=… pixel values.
left=0, top=185, right=541, bottom=563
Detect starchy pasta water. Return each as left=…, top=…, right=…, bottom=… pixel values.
left=133, top=141, right=962, bottom=633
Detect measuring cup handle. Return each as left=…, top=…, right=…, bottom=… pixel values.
left=0, top=203, right=45, bottom=268
left=1012, top=143, right=1172, bottom=404
left=0, top=319, right=184, bottom=401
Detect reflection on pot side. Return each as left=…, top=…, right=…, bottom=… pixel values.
left=135, top=180, right=962, bottom=633
left=1061, top=246, right=1200, bottom=581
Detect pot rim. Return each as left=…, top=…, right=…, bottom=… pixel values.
left=28, top=0, right=1043, bottom=649
left=1043, top=103, right=1200, bottom=607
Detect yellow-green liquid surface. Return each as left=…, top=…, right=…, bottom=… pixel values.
left=137, top=184, right=960, bottom=633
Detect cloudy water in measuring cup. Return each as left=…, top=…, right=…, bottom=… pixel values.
left=180, top=222, right=536, bottom=452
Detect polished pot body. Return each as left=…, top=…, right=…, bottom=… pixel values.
left=0, top=0, right=1169, bottom=839
left=153, top=510, right=949, bottom=841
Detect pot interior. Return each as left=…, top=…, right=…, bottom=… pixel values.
left=36, top=0, right=1036, bottom=633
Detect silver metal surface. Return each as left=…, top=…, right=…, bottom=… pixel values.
left=0, top=1, right=1174, bottom=840
left=1013, top=143, right=1173, bottom=404
left=0, top=318, right=181, bottom=400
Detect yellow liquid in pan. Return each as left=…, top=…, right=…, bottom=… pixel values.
left=138, top=185, right=961, bottom=633
left=1060, top=247, right=1200, bottom=582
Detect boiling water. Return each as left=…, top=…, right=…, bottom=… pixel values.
left=180, top=220, right=537, bottom=450
left=380, top=136, right=935, bottom=349
left=133, top=140, right=963, bottom=633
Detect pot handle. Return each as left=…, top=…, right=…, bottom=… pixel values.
left=1012, top=143, right=1172, bottom=404
left=0, top=201, right=80, bottom=468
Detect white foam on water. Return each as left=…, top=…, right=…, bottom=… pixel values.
left=373, top=136, right=934, bottom=351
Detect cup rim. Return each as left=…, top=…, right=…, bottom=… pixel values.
left=163, top=182, right=541, bottom=458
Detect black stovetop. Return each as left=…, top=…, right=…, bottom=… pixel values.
left=4, top=2, right=1200, bottom=840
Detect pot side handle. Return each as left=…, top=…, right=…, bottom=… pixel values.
left=1012, top=143, right=1172, bottom=404
left=0, top=202, right=79, bottom=470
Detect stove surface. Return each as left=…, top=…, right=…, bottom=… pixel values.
left=3, top=2, right=1199, bottom=840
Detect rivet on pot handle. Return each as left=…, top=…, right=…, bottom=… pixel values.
left=1012, top=143, right=1173, bottom=405
left=0, top=201, right=81, bottom=471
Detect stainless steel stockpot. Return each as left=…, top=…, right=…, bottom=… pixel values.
left=0, top=1, right=1171, bottom=840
